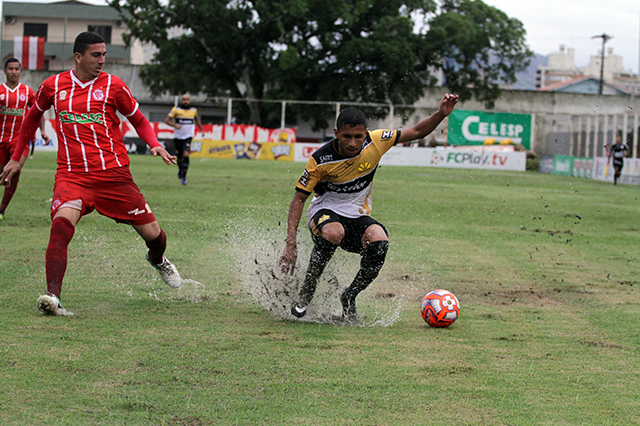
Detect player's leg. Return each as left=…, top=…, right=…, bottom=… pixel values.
left=340, top=222, right=389, bottom=320
left=180, top=138, right=191, bottom=185
left=0, top=169, right=21, bottom=216
left=38, top=206, right=82, bottom=316
left=291, top=214, right=343, bottom=318
left=133, top=221, right=181, bottom=288
left=174, top=139, right=185, bottom=180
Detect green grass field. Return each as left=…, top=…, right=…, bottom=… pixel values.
left=1, top=152, right=639, bottom=425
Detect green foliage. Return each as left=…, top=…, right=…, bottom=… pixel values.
left=5, top=153, right=638, bottom=424
left=425, top=0, right=533, bottom=107
left=109, top=0, right=532, bottom=125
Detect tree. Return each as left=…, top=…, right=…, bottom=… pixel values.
left=424, top=0, right=533, bottom=107
left=109, top=0, right=532, bottom=126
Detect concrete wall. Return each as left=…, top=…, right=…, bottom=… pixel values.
left=16, top=67, right=640, bottom=157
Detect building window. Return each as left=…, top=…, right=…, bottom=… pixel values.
left=88, top=25, right=112, bottom=44
left=24, top=23, right=48, bottom=40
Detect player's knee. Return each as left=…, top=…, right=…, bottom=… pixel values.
left=320, top=223, right=345, bottom=245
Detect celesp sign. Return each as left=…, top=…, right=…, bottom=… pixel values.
left=448, top=110, right=532, bottom=150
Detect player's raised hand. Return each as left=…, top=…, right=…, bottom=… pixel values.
left=439, top=94, right=459, bottom=116
left=150, top=146, right=177, bottom=165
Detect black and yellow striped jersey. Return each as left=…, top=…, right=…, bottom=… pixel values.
left=168, top=106, right=198, bottom=139
left=296, top=129, right=400, bottom=220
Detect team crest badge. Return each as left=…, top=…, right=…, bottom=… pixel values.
left=92, top=89, right=105, bottom=101
left=0, top=94, right=4, bottom=101
left=59, top=90, right=67, bottom=100
left=20, top=94, right=26, bottom=102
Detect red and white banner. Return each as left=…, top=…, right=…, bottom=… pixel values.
left=13, top=36, right=45, bottom=70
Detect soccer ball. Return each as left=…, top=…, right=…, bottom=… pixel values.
left=421, top=289, right=460, bottom=328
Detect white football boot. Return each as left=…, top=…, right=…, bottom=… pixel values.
left=146, top=252, right=182, bottom=288
left=36, top=294, right=74, bottom=316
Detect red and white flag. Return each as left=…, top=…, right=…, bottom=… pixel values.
left=13, top=36, right=45, bottom=70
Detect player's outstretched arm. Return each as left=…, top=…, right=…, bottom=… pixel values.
left=398, top=94, right=459, bottom=144
left=280, top=190, right=309, bottom=274
left=130, top=110, right=177, bottom=165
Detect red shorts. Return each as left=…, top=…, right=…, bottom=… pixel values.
left=52, top=166, right=157, bottom=226
left=0, top=141, right=29, bottom=165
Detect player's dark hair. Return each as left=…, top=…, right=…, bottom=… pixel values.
left=4, top=58, right=20, bottom=69
left=336, top=107, right=367, bottom=130
left=73, top=32, right=106, bottom=55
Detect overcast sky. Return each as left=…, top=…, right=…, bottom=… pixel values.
left=6, top=0, right=640, bottom=74
left=483, top=0, right=640, bottom=74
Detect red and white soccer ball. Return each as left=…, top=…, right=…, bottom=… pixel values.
left=421, top=289, right=460, bottom=328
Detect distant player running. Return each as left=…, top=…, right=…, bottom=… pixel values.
left=0, top=58, right=49, bottom=221
left=280, top=94, right=459, bottom=321
left=607, top=133, right=629, bottom=185
left=164, top=93, right=204, bottom=185
left=1, top=32, right=181, bottom=316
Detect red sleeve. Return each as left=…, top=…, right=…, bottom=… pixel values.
left=128, top=109, right=161, bottom=149
left=11, top=106, right=44, bottom=162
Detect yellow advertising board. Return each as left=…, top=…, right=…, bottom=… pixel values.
left=190, top=140, right=294, bottom=161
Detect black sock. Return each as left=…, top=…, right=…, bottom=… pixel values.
left=342, top=240, right=389, bottom=307
left=298, top=237, right=338, bottom=306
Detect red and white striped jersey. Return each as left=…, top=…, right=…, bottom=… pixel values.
left=34, top=70, right=139, bottom=172
left=0, top=83, right=35, bottom=145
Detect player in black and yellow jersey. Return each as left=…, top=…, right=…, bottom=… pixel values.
left=280, top=94, right=459, bottom=321
left=164, top=94, right=204, bottom=185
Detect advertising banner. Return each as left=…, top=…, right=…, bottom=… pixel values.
left=294, top=144, right=526, bottom=171
left=552, top=155, right=574, bottom=176
left=448, top=110, right=532, bottom=150
left=190, top=140, right=294, bottom=161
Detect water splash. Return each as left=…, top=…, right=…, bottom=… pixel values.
left=226, top=212, right=405, bottom=326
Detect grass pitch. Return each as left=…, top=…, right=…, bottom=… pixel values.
left=1, top=152, right=639, bottom=425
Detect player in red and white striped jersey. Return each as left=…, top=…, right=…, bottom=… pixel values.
left=0, top=58, right=49, bottom=220
left=0, top=32, right=181, bottom=316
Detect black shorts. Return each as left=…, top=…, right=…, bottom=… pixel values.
left=309, top=209, right=388, bottom=254
left=613, top=158, right=624, bottom=170
left=174, top=138, right=192, bottom=155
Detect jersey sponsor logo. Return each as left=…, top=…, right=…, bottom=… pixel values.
left=0, top=106, right=25, bottom=116
left=358, top=161, right=372, bottom=173
left=59, top=111, right=104, bottom=125
left=320, top=171, right=375, bottom=195
left=92, top=89, right=105, bottom=101
left=319, top=155, right=333, bottom=163
left=381, top=130, right=394, bottom=140
left=299, top=169, right=310, bottom=187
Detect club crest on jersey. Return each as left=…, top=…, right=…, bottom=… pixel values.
left=59, top=110, right=103, bottom=125
left=0, top=94, right=4, bottom=101
left=19, top=94, right=26, bottom=102
left=59, top=90, right=67, bottom=100
left=92, top=89, right=105, bottom=101
left=358, top=161, right=372, bottom=173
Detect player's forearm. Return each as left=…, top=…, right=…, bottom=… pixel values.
left=130, top=110, right=161, bottom=149
left=285, top=194, right=306, bottom=245
left=408, top=111, right=447, bottom=141
left=12, top=108, right=43, bottom=162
